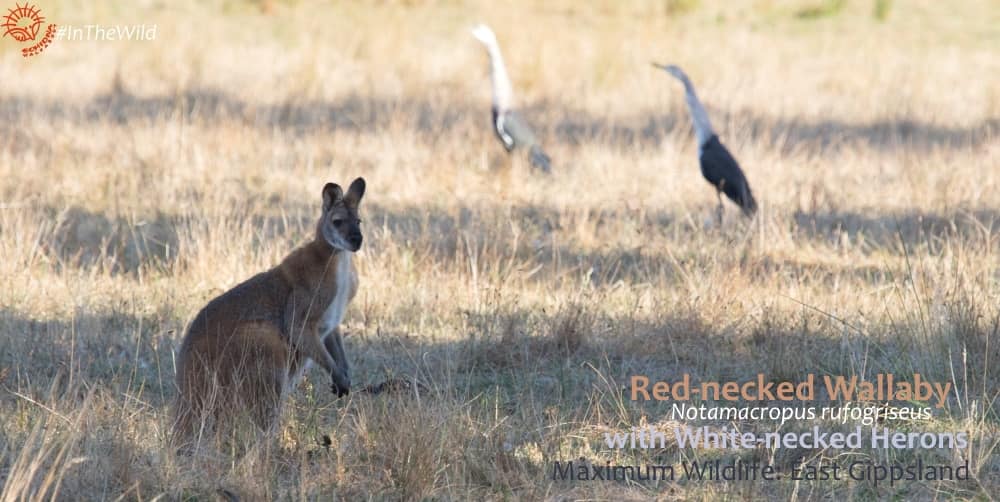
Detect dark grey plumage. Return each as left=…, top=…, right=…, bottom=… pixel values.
left=492, top=107, right=551, bottom=173
left=699, top=135, right=757, bottom=217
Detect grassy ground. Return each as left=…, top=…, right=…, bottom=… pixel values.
left=1, top=0, right=998, bottom=499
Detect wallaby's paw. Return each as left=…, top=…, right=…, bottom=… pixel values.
left=331, top=380, right=350, bottom=398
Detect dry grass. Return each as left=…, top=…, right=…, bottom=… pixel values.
left=1, top=0, right=998, bottom=499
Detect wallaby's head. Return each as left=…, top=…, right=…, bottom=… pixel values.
left=320, top=177, right=365, bottom=252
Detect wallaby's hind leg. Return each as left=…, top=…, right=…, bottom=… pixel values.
left=246, top=366, right=288, bottom=436
left=172, top=354, right=222, bottom=454
left=229, top=325, right=291, bottom=436
left=172, top=323, right=291, bottom=450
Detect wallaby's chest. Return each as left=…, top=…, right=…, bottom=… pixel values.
left=317, top=254, right=354, bottom=338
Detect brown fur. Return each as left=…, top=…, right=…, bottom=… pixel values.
left=173, top=178, right=366, bottom=447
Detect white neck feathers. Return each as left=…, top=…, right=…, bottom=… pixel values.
left=659, top=65, right=716, bottom=147
left=683, top=87, right=715, bottom=147
left=473, top=25, right=514, bottom=111
left=684, top=89, right=715, bottom=146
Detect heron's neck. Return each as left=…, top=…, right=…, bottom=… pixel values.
left=680, top=79, right=715, bottom=147
left=484, top=44, right=514, bottom=111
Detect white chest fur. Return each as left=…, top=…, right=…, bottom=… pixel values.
left=290, top=254, right=353, bottom=390
left=318, top=252, right=353, bottom=340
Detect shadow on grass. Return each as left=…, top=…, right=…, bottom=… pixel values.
left=1, top=88, right=995, bottom=153
left=17, top=201, right=1000, bottom=287
left=0, top=308, right=178, bottom=406
left=352, top=299, right=997, bottom=414
left=352, top=300, right=995, bottom=496
left=0, top=287, right=994, bottom=498
left=793, top=207, right=1000, bottom=250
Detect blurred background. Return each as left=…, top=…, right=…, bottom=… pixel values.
left=0, top=0, right=997, bottom=499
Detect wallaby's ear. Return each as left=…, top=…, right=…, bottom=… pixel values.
left=323, top=183, right=344, bottom=211
left=344, top=177, right=366, bottom=207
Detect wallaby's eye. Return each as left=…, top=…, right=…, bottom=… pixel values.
left=332, top=218, right=345, bottom=226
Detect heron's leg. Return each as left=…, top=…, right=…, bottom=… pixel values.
left=715, top=189, right=724, bottom=226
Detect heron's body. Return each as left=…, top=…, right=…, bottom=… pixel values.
left=474, top=24, right=552, bottom=173
left=491, top=106, right=551, bottom=171
left=699, top=135, right=757, bottom=217
left=653, top=63, right=757, bottom=218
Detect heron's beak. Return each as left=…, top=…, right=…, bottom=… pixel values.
left=651, top=62, right=668, bottom=71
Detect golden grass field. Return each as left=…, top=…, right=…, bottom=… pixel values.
left=1, top=0, right=998, bottom=499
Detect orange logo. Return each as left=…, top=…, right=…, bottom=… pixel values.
left=2, top=3, right=56, bottom=57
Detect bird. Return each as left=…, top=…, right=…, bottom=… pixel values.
left=471, top=23, right=552, bottom=173
left=652, top=63, right=757, bottom=221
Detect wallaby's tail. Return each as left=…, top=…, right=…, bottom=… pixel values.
left=529, top=145, right=552, bottom=173
left=218, top=488, right=240, bottom=502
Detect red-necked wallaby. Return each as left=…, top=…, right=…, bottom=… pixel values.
left=173, top=178, right=365, bottom=444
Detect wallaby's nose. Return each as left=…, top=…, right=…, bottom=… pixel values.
left=349, top=232, right=363, bottom=250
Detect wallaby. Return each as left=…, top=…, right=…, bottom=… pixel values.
left=173, top=178, right=365, bottom=446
